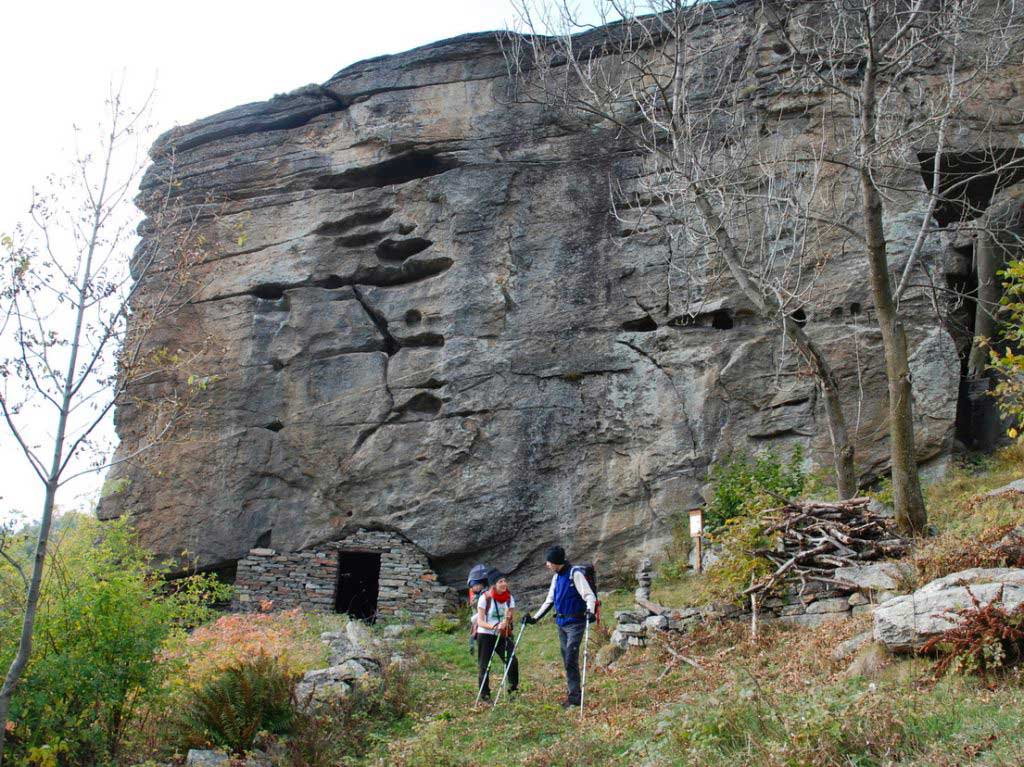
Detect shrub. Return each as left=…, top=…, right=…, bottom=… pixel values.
left=922, top=588, right=1024, bottom=680
left=705, top=513, right=779, bottom=602
left=987, top=258, right=1024, bottom=434
left=0, top=516, right=227, bottom=767
left=176, top=653, right=297, bottom=755
left=706, top=447, right=806, bottom=531
left=163, top=608, right=327, bottom=694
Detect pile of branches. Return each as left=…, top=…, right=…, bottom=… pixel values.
left=744, top=497, right=908, bottom=597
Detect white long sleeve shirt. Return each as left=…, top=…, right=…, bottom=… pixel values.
left=532, top=567, right=597, bottom=620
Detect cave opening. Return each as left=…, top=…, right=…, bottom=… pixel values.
left=915, top=148, right=1024, bottom=450
left=334, top=551, right=381, bottom=622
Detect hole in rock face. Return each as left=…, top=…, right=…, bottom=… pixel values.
left=850, top=302, right=861, bottom=316
left=376, top=238, right=433, bottom=261
left=621, top=315, right=658, bottom=332
left=402, top=332, right=445, bottom=348
left=830, top=307, right=844, bottom=319
left=271, top=359, right=286, bottom=371
left=710, top=310, right=734, bottom=330
left=917, top=148, right=1024, bottom=226
left=312, top=209, right=393, bottom=236
left=255, top=530, right=272, bottom=548
left=336, top=230, right=386, bottom=248
left=404, top=392, right=443, bottom=415
left=264, top=421, right=284, bottom=432
left=252, top=284, right=286, bottom=300
left=405, top=309, right=422, bottom=326
left=313, top=151, right=461, bottom=192
left=398, top=223, right=416, bottom=235
left=789, top=308, right=807, bottom=327
left=772, top=41, right=790, bottom=55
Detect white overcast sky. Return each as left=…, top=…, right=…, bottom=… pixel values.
left=0, top=0, right=531, bottom=522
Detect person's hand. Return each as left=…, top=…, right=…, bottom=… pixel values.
left=586, top=610, right=597, bottom=624
left=522, top=614, right=537, bottom=626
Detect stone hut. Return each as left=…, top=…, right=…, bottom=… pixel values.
left=232, top=528, right=451, bottom=622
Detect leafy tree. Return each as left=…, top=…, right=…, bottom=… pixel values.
left=0, top=515, right=228, bottom=766
left=0, top=86, right=209, bottom=763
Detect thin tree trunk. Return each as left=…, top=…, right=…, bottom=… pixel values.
left=692, top=189, right=857, bottom=498
left=968, top=224, right=1001, bottom=379
left=0, top=124, right=111, bottom=765
left=858, top=25, right=927, bottom=534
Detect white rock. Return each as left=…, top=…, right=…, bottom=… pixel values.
left=186, top=750, right=229, bottom=767
left=874, top=568, right=1024, bottom=651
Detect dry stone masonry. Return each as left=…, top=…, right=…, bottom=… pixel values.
left=233, top=528, right=450, bottom=619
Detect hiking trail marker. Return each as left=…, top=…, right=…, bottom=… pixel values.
left=689, top=508, right=704, bottom=574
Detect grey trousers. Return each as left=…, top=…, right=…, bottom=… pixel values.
left=557, top=621, right=585, bottom=703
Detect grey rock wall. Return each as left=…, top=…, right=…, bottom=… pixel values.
left=102, top=4, right=999, bottom=591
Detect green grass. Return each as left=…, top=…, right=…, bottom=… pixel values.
left=339, top=449, right=1024, bottom=766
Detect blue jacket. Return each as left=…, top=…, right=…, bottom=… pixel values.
left=553, top=565, right=588, bottom=626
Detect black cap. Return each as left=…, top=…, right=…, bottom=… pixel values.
left=486, top=568, right=507, bottom=587
left=544, top=546, right=566, bottom=565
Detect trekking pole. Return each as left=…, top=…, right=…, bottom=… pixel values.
left=475, top=636, right=500, bottom=706
left=579, top=618, right=591, bottom=718
left=493, top=621, right=528, bottom=706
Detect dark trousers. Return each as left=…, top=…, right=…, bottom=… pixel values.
left=476, top=633, right=518, bottom=698
left=558, top=621, right=586, bottom=703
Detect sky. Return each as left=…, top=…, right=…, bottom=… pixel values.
left=0, top=0, right=528, bottom=522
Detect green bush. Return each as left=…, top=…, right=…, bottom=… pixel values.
left=0, top=515, right=229, bottom=767
left=176, top=653, right=297, bottom=755
left=706, top=447, right=806, bottom=531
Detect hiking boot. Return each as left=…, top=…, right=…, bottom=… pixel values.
left=561, top=698, right=580, bottom=708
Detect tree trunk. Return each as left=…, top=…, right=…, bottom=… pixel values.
left=692, top=190, right=857, bottom=499
left=859, top=35, right=927, bottom=534
left=0, top=484, right=57, bottom=766
left=968, top=229, right=1000, bottom=379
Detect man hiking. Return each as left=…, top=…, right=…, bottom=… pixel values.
left=522, top=546, right=597, bottom=708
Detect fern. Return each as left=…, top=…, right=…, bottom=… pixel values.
left=177, top=652, right=297, bottom=754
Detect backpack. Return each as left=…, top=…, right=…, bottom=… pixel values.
left=571, top=564, right=601, bottom=624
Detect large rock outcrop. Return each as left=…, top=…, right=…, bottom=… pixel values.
left=101, top=4, right=1018, bottom=590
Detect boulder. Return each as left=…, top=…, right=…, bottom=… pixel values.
left=101, top=11, right=966, bottom=592
left=873, top=568, right=1024, bottom=651
left=985, top=479, right=1024, bottom=497
left=644, top=614, right=670, bottom=631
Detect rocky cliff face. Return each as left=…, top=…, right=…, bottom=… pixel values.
left=102, top=4, right=993, bottom=589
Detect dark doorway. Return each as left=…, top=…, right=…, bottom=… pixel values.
left=334, top=552, right=381, bottom=621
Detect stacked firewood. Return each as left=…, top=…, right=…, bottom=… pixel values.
left=744, top=497, right=909, bottom=597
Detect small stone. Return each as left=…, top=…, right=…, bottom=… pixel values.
left=806, top=597, right=851, bottom=614
left=848, top=592, right=869, bottom=607
left=644, top=614, right=669, bottom=631
left=186, top=750, right=230, bottom=766
left=832, top=630, right=872, bottom=661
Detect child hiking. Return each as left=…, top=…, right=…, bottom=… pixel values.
left=522, top=546, right=598, bottom=708
left=475, top=568, right=519, bottom=703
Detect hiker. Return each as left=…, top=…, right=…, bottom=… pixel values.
left=476, top=568, right=519, bottom=702
left=466, top=563, right=489, bottom=654
left=522, top=545, right=597, bottom=708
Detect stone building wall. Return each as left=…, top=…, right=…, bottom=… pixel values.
left=232, top=529, right=451, bottom=620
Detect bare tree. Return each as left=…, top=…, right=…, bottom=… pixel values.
left=506, top=0, right=1024, bottom=531
left=0, top=86, right=206, bottom=761
left=504, top=0, right=860, bottom=499
left=761, top=0, right=1024, bottom=531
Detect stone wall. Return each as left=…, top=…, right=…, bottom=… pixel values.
left=232, top=529, right=451, bottom=620
left=613, top=561, right=908, bottom=648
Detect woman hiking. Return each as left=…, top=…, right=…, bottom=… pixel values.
left=475, top=568, right=519, bottom=703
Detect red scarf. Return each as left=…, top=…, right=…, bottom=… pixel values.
left=490, top=586, right=512, bottom=604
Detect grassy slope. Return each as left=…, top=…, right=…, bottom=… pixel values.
left=353, top=450, right=1024, bottom=767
